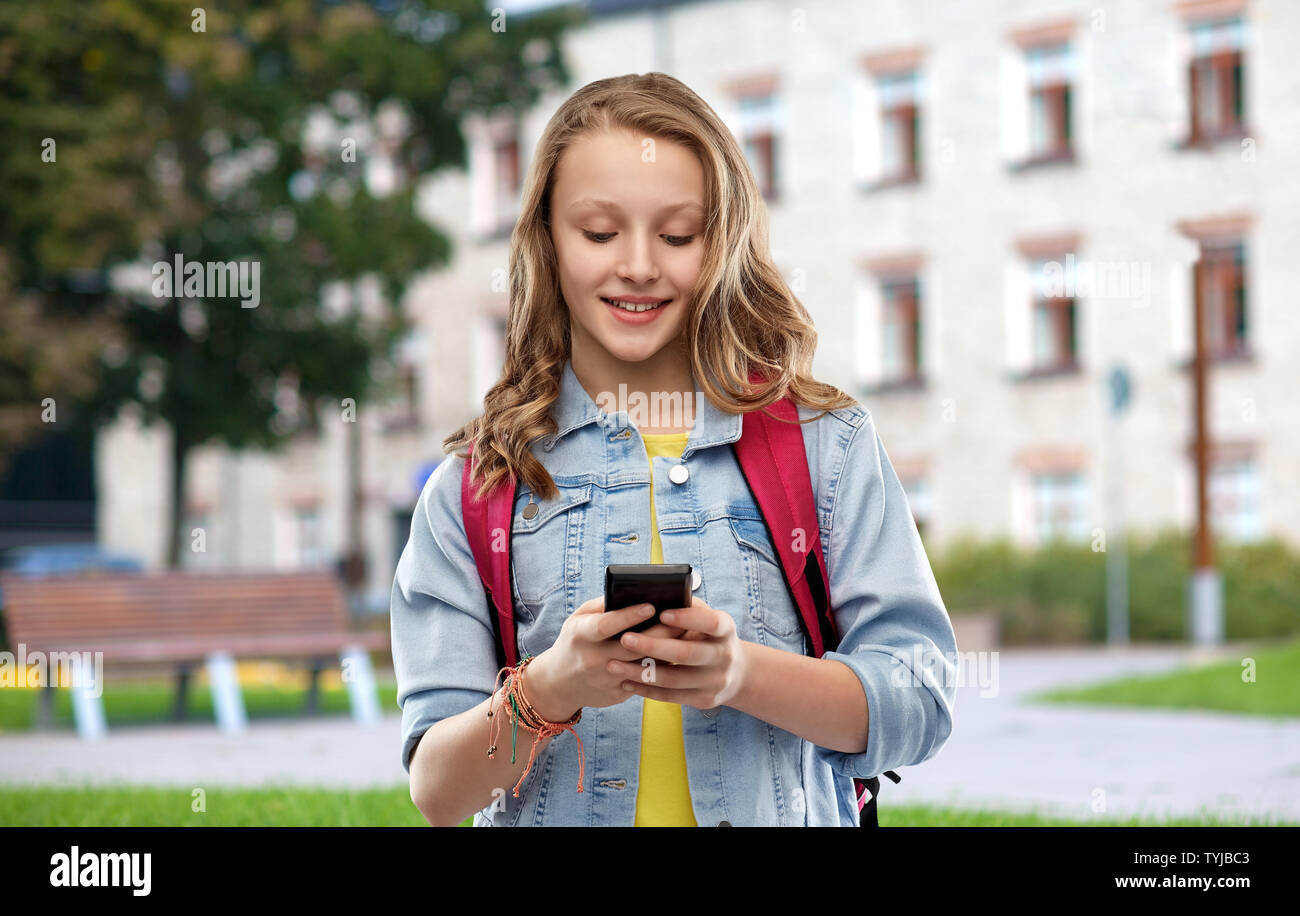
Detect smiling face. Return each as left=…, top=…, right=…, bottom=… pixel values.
left=549, top=126, right=707, bottom=377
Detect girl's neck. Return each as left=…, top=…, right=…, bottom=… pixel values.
left=570, top=353, right=694, bottom=406
left=570, top=348, right=696, bottom=436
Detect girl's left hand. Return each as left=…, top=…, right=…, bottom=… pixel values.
left=606, top=595, right=748, bottom=710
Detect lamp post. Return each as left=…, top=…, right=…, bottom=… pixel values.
left=1189, top=260, right=1223, bottom=645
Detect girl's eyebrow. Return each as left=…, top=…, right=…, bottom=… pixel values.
left=568, top=196, right=706, bottom=217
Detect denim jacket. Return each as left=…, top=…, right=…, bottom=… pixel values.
left=391, top=358, right=957, bottom=826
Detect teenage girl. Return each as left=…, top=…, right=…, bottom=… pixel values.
left=392, top=72, right=957, bottom=827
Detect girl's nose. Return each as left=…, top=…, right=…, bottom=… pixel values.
left=618, top=233, right=660, bottom=284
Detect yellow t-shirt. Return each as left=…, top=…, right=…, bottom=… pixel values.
left=634, top=432, right=698, bottom=827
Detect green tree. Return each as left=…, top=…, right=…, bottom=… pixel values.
left=0, top=0, right=578, bottom=565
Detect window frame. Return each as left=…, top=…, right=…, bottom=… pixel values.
left=1006, top=24, right=1079, bottom=172
left=492, top=134, right=521, bottom=230
left=881, top=274, right=923, bottom=384
left=1194, top=239, right=1250, bottom=361
left=1018, top=248, right=1083, bottom=378
left=1025, top=43, right=1074, bottom=162
left=1208, top=453, right=1262, bottom=543
left=737, top=91, right=780, bottom=201
left=877, top=69, right=921, bottom=184
left=1184, top=15, right=1247, bottom=146
left=1031, top=469, right=1089, bottom=544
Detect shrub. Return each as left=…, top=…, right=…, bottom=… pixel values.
left=931, top=527, right=1300, bottom=646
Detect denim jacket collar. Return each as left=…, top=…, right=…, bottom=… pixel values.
left=545, top=357, right=743, bottom=458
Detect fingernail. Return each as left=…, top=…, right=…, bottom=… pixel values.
left=660, top=611, right=675, bottom=623
left=639, top=604, right=655, bottom=615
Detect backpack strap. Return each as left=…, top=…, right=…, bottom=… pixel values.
left=729, top=374, right=836, bottom=658
left=857, top=771, right=903, bottom=827
left=460, top=439, right=520, bottom=671
left=730, top=371, right=899, bottom=823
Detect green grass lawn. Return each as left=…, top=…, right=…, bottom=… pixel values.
left=1028, top=637, right=1300, bottom=717
left=0, top=679, right=400, bottom=732
left=1, top=785, right=1294, bottom=826
left=6, top=645, right=1298, bottom=828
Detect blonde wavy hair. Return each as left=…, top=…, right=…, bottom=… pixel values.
left=444, top=72, right=859, bottom=502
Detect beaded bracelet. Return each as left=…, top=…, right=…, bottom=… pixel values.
left=487, top=654, right=585, bottom=797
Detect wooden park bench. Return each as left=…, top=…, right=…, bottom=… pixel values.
left=0, top=569, right=390, bottom=739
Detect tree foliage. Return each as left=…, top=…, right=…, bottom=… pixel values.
left=0, top=0, right=578, bottom=563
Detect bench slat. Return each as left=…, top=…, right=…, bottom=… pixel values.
left=22, top=631, right=390, bottom=663
left=1, top=571, right=386, bottom=668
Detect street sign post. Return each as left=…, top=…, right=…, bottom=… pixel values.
left=1106, top=365, right=1132, bottom=646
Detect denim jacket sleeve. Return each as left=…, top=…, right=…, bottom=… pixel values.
left=390, top=454, right=499, bottom=774
left=816, top=409, right=958, bottom=780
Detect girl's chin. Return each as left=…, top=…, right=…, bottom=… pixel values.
left=597, top=336, right=680, bottom=363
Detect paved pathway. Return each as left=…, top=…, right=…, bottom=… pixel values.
left=0, top=713, right=409, bottom=790
left=887, top=643, right=1300, bottom=823
left=2, top=643, right=1296, bottom=823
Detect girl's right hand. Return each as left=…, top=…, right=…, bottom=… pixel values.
left=529, top=594, right=686, bottom=714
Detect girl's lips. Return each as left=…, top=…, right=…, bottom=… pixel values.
left=602, top=296, right=672, bottom=325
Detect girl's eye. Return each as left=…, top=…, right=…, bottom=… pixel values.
left=581, top=231, right=695, bottom=247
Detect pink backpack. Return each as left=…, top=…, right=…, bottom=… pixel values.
left=460, top=372, right=900, bottom=826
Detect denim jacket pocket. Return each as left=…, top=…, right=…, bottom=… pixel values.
left=726, top=515, right=807, bottom=651
left=509, top=482, right=593, bottom=654
left=508, top=483, right=593, bottom=609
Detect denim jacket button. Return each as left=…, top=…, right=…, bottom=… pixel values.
left=668, top=464, right=689, bottom=484
left=690, top=568, right=701, bottom=590
left=717, top=820, right=731, bottom=827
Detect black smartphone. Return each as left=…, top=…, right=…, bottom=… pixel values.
left=604, top=564, right=692, bottom=634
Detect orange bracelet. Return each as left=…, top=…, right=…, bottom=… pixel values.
left=487, top=656, right=585, bottom=797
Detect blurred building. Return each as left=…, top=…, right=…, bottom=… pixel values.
left=97, top=0, right=1299, bottom=609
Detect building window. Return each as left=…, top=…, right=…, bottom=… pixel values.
left=857, top=255, right=926, bottom=391
left=1187, top=16, right=1245, bottom=144
left=1029, top=255, right=1078, bottom=371
left=1031, top=471, right=1088, bottom=543
left=737, top=92, right=780, bottom=200
left=295, top=505, right=325, bottom=568
left=1007, top=237, right=1083, bottom=378
left=383, top=328, right=425, bottom=431
left=397, top=363, right=417, bottom=423
left=492, top=134, right=520, bottom=231
left=882, top=276, right=922, bottom=383
left=856, top=49, right=924, bottom=189
left=1209, top=454, right=1261, bottom=542
left=1005, top=22, right=1077, bottom=169
left=900, top=475, right=931, bottom=541
left=470, top=113, right=522, bottom=239
left=878, top=70, right=920, bottom=183
left=1025, top=43, right=1073, bottom=161
left=1195, top=240, right=1248, bottom=359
